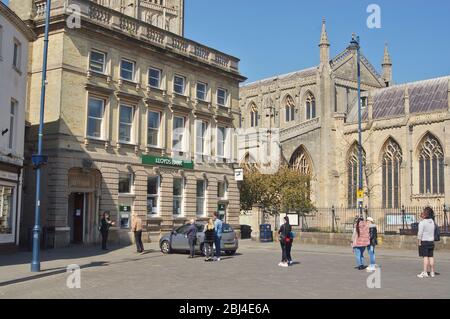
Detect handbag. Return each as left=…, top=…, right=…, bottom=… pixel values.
left=434, top=222, right=441, bottom=242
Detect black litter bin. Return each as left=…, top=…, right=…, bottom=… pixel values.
left=240, top=225, right=252, bottom=239
left=259, top=224, right=273, bottom=242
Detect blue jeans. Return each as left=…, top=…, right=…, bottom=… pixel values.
left=215, top=236, right=222, bottom=258
left=353, top=247, right=366, bottom=267
left=367, top=245, right=376, bottom=266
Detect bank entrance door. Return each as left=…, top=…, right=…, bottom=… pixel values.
left=72, top=193, right=85, bottom=244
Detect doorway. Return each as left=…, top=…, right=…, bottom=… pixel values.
left=71, top=193, right=85, bottom=244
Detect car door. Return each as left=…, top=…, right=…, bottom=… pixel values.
left=171, top=225, right=190, bottom=251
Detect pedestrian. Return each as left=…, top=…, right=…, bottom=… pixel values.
left=278, top=216, right=292, bottom=267
left=417, top=207, right=437, bottom=278
left=203, top=219, right=216, bottom=261
left=213, top=212, right=223, bottom=261
left=99, top=211, right=115, bottom=251
left=366, top=217, right=378, bottom=272
left=186, top=218, right=197, bottom=258
left=351, top=217, right=370, bottom=270
left=131, top=212, right=144, bottom=253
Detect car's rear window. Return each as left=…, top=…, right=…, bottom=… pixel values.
left=222, top=224, right=233, bottom=233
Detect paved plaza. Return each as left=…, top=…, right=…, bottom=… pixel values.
left=0, top=241, right=449, bottom=299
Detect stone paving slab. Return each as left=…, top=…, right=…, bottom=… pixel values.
left=0, top=241, right=449, bottom=299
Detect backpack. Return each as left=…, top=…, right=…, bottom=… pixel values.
left=434, top=222, right=441, bottom=242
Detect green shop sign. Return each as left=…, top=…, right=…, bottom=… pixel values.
left=141, top=155, right=194, bottom=170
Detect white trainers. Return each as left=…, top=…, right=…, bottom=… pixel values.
left=288, top=260, right=293, bottom=265
left=430, top=272, right=436, bottom=278
left=280, top=262, right=289, bottom=268
left=417, top=272, right=429, bottom=278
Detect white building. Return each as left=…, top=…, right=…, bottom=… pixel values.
left=0, top=2, right=34, bottom=252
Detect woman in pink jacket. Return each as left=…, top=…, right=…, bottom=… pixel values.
left=352, top=217, right=370, bottom=270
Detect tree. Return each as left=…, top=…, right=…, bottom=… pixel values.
left=240, top=166, right=315, bottom=216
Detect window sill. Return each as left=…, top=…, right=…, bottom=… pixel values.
left=118, top=193, right=135, bottom=198
left=411, top=194, right=445, bottom=199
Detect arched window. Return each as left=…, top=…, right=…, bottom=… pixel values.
left=418, top=134, right=445, bottom=194
left=250, top=104, right=259, bottom=128
left=285, top=95, right=295, bottom=122
left=306, top=93, right=316, bottom=120
left=382, top=139, right=402, bottom=209
left=347, top=143, right=366, bottom=208
left=289, top=147, right=312, bottom=176
left=240, top=153, right=259, bottom=172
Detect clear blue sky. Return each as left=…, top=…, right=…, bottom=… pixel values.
left=4, top=0, right=450, bottom=84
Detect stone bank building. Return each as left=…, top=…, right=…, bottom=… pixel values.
left=11, top=0, right=245, bottom=247
left=239, top=21, right=450, bottom=225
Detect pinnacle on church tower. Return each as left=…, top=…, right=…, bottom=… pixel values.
left=382, top=43, right=393, bottom=87
left=319, top=18, right=330, bottom=64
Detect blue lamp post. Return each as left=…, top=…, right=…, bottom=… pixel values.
left=349, top=34, right=364, bottom=218
left=31, top=0, right=51, bottom=273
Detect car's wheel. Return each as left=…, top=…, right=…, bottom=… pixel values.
left=225, top=250, right=236, bottom=256
left=160, top=240, right=171, bottom=254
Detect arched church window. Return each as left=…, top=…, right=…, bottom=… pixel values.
left=285, top=95, right=295, bottom=122
left=250, top=104, right=259, bottom=128
left=306, top=93, right=316, bottom=120
left=418, top=134, right=445, bottom=195
left=382, top=139, right=402, bottom=209
left=289, top=147, right=312, bottom=176
left=347, top=144, right=366, bottom=209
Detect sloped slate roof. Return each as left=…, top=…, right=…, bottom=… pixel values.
left=242, top=67, right=317, bottom=89
left=408, top=77, right=449, bottom=114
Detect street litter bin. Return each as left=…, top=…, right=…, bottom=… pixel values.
left=259, top=224, right=273, bottom=242
left=240, top=225, right=252, bottom=239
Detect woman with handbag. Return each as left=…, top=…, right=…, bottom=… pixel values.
left=203, top=219, right=216, bottom=262
left=278, top=216, right=292, bottom=267
left=351, top=217, right=370, bottom=270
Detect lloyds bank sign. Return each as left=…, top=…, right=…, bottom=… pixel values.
left=141, top=155, right=194, bottom=169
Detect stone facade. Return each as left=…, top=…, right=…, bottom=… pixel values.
left=11, top=0, right=245, bottom=247
left=239, top=20, right=450, bottom=213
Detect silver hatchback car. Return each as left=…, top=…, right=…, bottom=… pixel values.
left=159, top=222, right=239, bottom=256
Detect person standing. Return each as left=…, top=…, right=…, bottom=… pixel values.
left=99, top=211, right=115, bottom=251
left=131, top=212, right=144, bottom=253
left=366, top=217, right=378, bottom=272
left=213, top=212, right=223, bottom=261
left=186, top=219, right=197, bottom=258
left=278, top=216, right=292, bottom=267
left=203, top=219, right=216, bottom=261
left=417, top=207, right=437, bottom=278
left=351, top=217, right=370, bottom=270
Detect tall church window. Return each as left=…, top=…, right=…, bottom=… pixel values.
left=289, top=147, right=312, bottom=176
left=382, top=139, right=402, bottom=209
left=418, top=134, right=445, bottom=194
left=306, top=93, right=316, bottom=120
left=347, top=144, right=366, bottom=208
left=285, top=95, right=295, bottom=122
left=250, top=104, right=259, bottom=128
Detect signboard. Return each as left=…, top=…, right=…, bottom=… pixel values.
left=119, top=205, right=131, bottom=212
left=357, top=189, right=364, bottom=199
left=141, top=155, right=194, bottom=170
left=386, top=214, right=417, bottom=226
left=234, top=168, right=244, bottom=181
left=285, top=214, right=299, bottom=226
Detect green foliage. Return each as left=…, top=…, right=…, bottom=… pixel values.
left=240, top=166, right=315, bottom=216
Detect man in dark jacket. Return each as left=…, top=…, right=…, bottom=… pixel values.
left=186, top=219, right=197, bottom=258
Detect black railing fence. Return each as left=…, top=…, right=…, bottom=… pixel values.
left=294, top=205, right=450, bottom=235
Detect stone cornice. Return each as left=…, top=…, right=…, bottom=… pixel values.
left=0, top=2, right=36, bottom=41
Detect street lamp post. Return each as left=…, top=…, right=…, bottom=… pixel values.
left=31, top=0, right=51, bottom=273
left=350, top=34, right=364, bottom=218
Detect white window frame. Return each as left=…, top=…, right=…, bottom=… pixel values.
left=119, top=172, right=134, bottom=195
left=147, top=176, right=160, bottom=216
left=12, top=39, right=21, bottom=71
left=9, top=99, right=17, bottom=150
left=86, top=96, right=105, bottom=140
left=119, top=104, right=135, bottom=144
left=217, top=88, right=228, bottom=107
left=120, top=58, right=135, bottom=82
left=148, top=67, right=162, bottom=89
left=172, top=116, right=185, bottom=152
left=89, top=50, right=106, bottom=74
left=216, top=126, right=231, bottom=160
left=147, top=110, right=161, bottom=148
left=196, top=180, right=206, bottom=217
left=0, top=182, right=17, bottom=244
left=196, top=82, right=207, bottom=101
left=172, top=178, right=184, bottom=216
left=195, top=120, right=209, bottom=158
left=173, top=75, right=186, bottom=95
